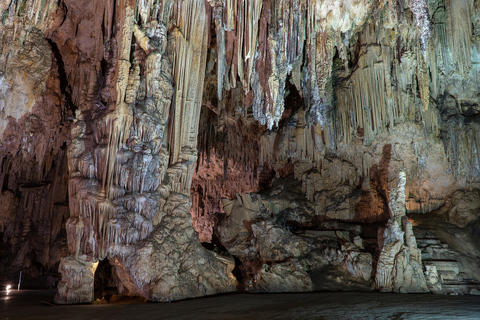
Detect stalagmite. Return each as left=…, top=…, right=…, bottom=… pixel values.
left=375, top=171, right=428, bottom=293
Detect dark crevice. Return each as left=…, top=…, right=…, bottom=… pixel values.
left=56, top=1, right=68, bottom=29
left=47, top=39, right=76, bottom=116
left=111, top=0, right=117, bottom=38
left=231, top=256, right=245, bottom=291
left=201, top=237, right=245, bottom=291
left=2, top=173, right=9, bottom=191
left=94, top=258, right=118, bottom=301
left=96, top=57, right=109, bottom=106
left=101, top=9, right=106, bottom=42
left=130, top=34, right=137, bottom=64
left=100, top=58, right=108, bottom=77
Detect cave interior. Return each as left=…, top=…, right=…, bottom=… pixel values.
left=1, top=0, right=480, bottom=305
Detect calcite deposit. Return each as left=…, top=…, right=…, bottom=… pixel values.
left=1, top=0, right=480, bottom=305
left=218, top=178, right=373, bottom=292
left=375, top=171, right=428, bottom=293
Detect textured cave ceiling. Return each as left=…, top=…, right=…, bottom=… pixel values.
left=0, top=0, right=480, bottom=304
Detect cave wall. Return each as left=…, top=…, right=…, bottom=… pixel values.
left=192, top=0, right=480, bottom=239
left=191, top=0, right=480, bottom=294
left=1, top=0, right=237, bottom=303
left=0, top=0, right=480, bottom=303
left=0, top=2, right=70, bottom=284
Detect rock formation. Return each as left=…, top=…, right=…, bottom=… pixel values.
left=375, top=171, right=428, bottom=293
left=1, top=0, right=480, bottom=304
left=52, top=0, right=236, bottom=303
left=218, top=178, right=373, bottom=292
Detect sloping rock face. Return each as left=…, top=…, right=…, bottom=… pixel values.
left=1, top=0, right=480, bottom=304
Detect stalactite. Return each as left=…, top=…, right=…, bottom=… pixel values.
left=409, top=0, right=431, bottom=56
left=104, top=103, right=133, bottom=199
left=447, top=0, right=472, bottom=76
left=169, top=0, right=210, bottom=166
left=213, top=6, right=227, bottom=102
left=243, top=0, right=263, bottom=91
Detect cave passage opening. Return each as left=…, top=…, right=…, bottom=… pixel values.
left=93, top=258, right=118, bottom=302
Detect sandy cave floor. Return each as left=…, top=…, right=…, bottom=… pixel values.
left=1, top=289, right=480, bottom=319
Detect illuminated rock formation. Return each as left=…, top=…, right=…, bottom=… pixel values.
left=375, top=171, right=428, bottom=293
left=1, top=0, right=480, bottom=304
left=0, top=2, right=70, bottom=284
left=54, top=0, right=236, bottom=303
left=218, top=179, right=373, bottom=292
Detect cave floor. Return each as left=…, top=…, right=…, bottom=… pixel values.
left=2, top=289, right=480, bottom=319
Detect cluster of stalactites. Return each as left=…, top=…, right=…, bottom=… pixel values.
left=0, top=0, right=59, bottom=31
left=209, top=0, right=438, bottom=141
left=253, top=0, right=480, bottom=181
left=316, top=2, right=436, bottom=147
left=211, top=0, right=305, bottom=129
left=66, top=0, right=215, bottom=260
left=66, top=1, right=176, bottom=260
left=210, top=0, right=379, bottom=130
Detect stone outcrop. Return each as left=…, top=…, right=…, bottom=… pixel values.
left=0, top=4, right=70, bottom=282
left=218, top=178, right=373, bottom=292
left=444, top=191, right=480, bottom=228
left=56, top=256, right=98, bottom=304
left=412, top=215, right=480, bottom=295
